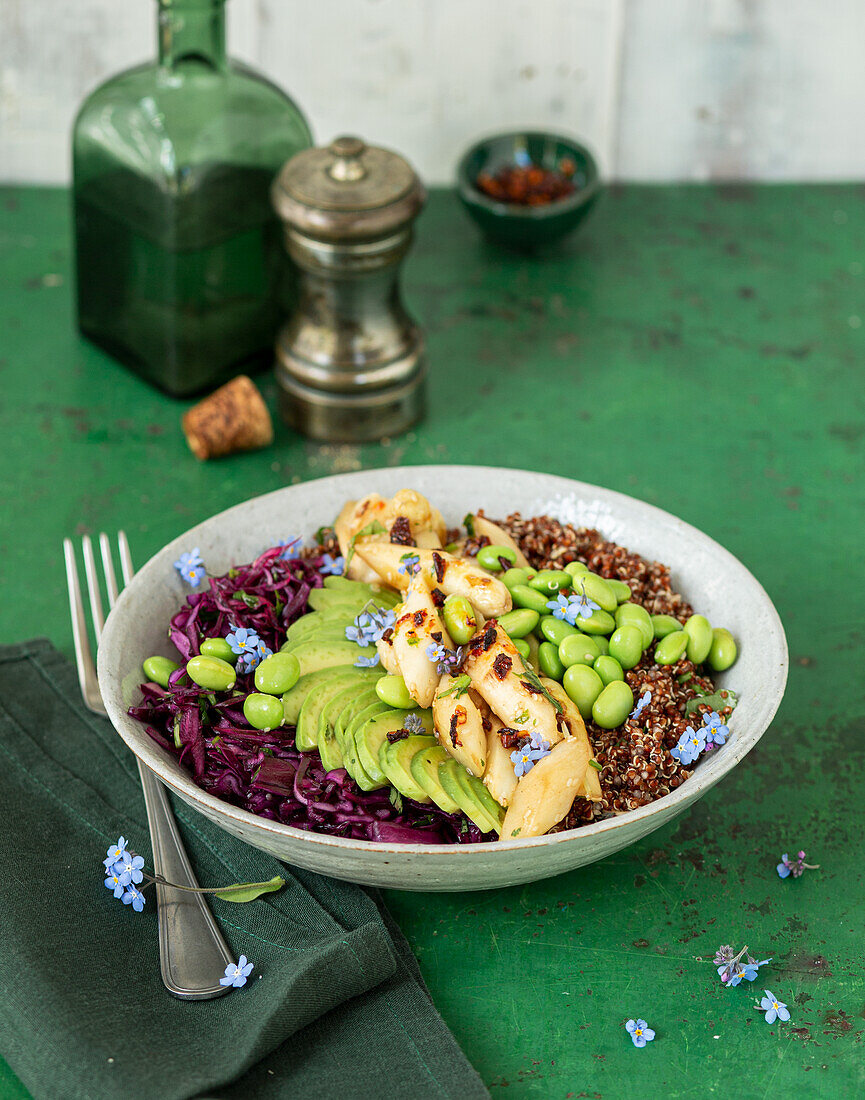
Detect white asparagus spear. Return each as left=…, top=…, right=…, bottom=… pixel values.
left=500, top=737, right=592, bottom=839
left=482, top=714, right=518, bottom=808
left=467, top=514, right=529, bottom=568
left=377, top=573, right=452, bottom=708
left=463, top=622, right=560, bottom=743
left=356, top=543, right=512, bottom=618
left=335, top=495, right=389, bottom=584
left=432, top=678, right=487, bottom=777
left=539, top=677, right=603, bottom=801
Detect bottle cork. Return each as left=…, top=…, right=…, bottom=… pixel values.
left=182, top=375, right=274, bottom=460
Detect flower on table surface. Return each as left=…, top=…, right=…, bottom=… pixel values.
left=631, top=690, right=652, bottom=721
left=670, top=726, right=706, bottom=766
left=625, top=1019, right=655, bottom=1047
left=220, top=955, right=254, bottom=989
left=426, top=643, right=465, bottom=676
left=115, top=851, right=145, bottom=887
left=403, top=713, right=425, bottom=735
left=174, top=549, right=205, bottom=587
left=122, top=885, right=146, bottom=912
left=758, top=990, right=790, bottom=1024
left=355, top=653, right=381, bottom=668
left=104, top=837, right=129, bottom=870
left=319, top=553, right=345, bottom=576
left=701, top=710, right=729, bottom=748
left=510, top=735, right=552, bottom=779
left=713, top=944, right=771, bottom=986
left=104, top=869, right=125, bottom=899
left=397, top=552, right=421, bottom=577
left=275, top=537, right=303, bottom=560
left=777, top=850, right=819, bottom=878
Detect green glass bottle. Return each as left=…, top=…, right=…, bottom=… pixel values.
left=73, top=0, right=312, bottom=396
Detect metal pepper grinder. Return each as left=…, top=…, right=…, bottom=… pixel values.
left=271, top=136, right=426, bottom=441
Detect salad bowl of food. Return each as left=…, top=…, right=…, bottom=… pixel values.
left=97, top=466, right=787, bottom=891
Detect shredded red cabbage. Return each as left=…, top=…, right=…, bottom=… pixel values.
left=129, top=546, right=488, bottom=844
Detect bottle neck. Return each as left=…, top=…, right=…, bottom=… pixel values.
left=158, top=0, right=227, bottom=70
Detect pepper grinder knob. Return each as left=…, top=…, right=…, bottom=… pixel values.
left=328, top=136, right=367, bottom=182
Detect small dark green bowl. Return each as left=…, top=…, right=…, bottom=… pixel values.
left=456, top=131, right=601, bottom=250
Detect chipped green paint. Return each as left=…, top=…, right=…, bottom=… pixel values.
left=1, top=184, right=863, bottom=1098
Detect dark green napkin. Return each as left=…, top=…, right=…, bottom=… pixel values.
left=0, top=641, right=488, bottom=1100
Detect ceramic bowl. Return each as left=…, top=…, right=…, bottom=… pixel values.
left=456, top=131, right=601, bottom=249
left=98, top=466, right=787, bottom=892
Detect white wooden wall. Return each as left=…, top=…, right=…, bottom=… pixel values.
left=2, top=0, right=864, bottom=185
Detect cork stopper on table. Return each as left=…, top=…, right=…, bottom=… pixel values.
left=182, top=375, right=274, bottom=460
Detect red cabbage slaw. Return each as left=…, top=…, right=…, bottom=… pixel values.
left=128, top=546, right=487, bottom=844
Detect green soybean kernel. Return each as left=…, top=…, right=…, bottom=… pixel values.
left=608, top=625, right=644, bottom=670
left=502, top=567, right=531, bottom=591
left=200, top=637, right=237, bottom=664
left=593, top=635, right=609, bottom=656
left=594, top=654, right=624, bottom=685
left=708, top=627, right=738, bottom=672
left=615, top=603, right=654, bottom=648
left=254, top=651, right=301, bottom=695
left=654, top=630, right=689, bottom=665
left=376, top=674, right=415, bottom=710
left=512, top=638, right=531, bottom=661
left=592, top=681, right=634, bottom=729
left=538, top=641, right=566, bottom=681
left=608, top=578, right=632, bottom=604
left=529, top=569, right=573, bottom=595
left=564, top=561, right=589, bottom=578
left=569, top=572, right=617, bottom=612
left=563, top=663, right=604, bottom=720
left=243, top=692, right=285, bottom=731
left=476, top=544, right=517, bottom=572
left=442, top=594, right=478, bottom=645
left=186, top=655, right=236, bottom=691
left=652, top=614, right=682, bottom=640
left=577, top=608, right=617, bottom=635
left=142, top=655, right=179, bottom=688
left=684, top=614, right=713, bottom=664
left=498, top=608, right=540, bottom=639
left=511, top=584, right=552, bottom=614
left=540, top=615, right=579, bottom=646
left=558, top=633, right=602, bottom=669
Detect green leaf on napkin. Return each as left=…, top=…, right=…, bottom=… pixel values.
left=212, top=875, right=285, bottom=903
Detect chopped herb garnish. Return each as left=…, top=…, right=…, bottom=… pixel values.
left=588, top=759, right=602, bottom=771
left=685, top=688, right=739, bottom=717
left=440, top=673, right=471, bottom=699
left=463, top=513, right=476, bottom=537
left=345, top=520, right=386, bottom=568
left=518, top=662, right=563, bottom=714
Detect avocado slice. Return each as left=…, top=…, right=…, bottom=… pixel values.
left=342, top=720, right=385, bottom=792
left=282, top=665, right=370, bottom=726
left=318, top=684, right=362, bottom=774
left=291, top=638, right=377, bottom=677
left=454, top=765, right=505, bottom=834
left=281, top=624, right=352, bottom=654
left=324, top=576, right=399, bottom=606
left=410, top=745, right=461, bottom=813
left=356, top=709, right=433, bottom=785
left=335, top=687, right=381, bottom=754
left=295, top=670, right=371, bottom=751
left=345, top=702, right=393, bottom=783
left=380, top=735, right=437, bottom=803
left=438, top=758, right=500, bottom=834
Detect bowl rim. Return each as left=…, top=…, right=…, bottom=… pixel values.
left=98, top=464, right=788, bottom=860
left=456, top=129, right=602, bottom=219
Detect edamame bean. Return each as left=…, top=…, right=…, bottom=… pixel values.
left=569, top=572, right=617, bottom=612
left=512, top=638, right=531, bottom=661
left=476, top=544, right=517, bottom=572
left=594, top=654, right=624, bottom=685
left=511, top=584, right=551, bottom=614
left=443, top=594, right=478, bottom=645
left=559, top=633, right=602, bottom=668
left=243, top=692, right=284, bottom=731
left=684, top=614, right=713, bottom=664
left=593, top=635, right=609, bottom=656
left=498, top=608, right=540, bottom=639
left=608, top=625, right=644, bottom=670
left=376, top=674, right=415, bottom=709
left=186, top=655, right=236, bottom=691
left=538, top=641, right=566, bottom=680
left=522, top=632, right=541, bottom=673
left=200, top=637, right=236, bottom=663
left=254, top=651, right=300, bottom=695
left=540, top=615, right=579, bottom=646
left=563, top=663, right=604, bottom=720
left=654, top=630, right=688, bottom=665
left=577, top=609, right=617, bottom=635
left=592, top=681, right=634, bottom=729
left=708, top=627, right=738, bottom=672
left=608, top=578, right=632, bottom=604
left=502, top=567, right=531, bottom=591
left=529, top=569, right=573, bottom=595
left=564, top=561, right=589, bottom=577
left=142, top=655, right=179, bottom=688
left=651, top=614, right=682, bottom=640
left=615, top=603, right=653, bottom=648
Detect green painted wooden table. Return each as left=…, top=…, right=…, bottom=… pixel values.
left=1, top=184, right=863, bottom=1098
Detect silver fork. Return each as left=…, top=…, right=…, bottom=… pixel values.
left=64, top=532, right=233, bottom=999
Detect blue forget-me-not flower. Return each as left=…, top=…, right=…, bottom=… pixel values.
left=625, top=1019, right=655, bottom=1047
left=220, top=955, right=254, bottom=988
left=174, top=549, right=205, bottom=587
left=759, top=990, right=790, bottom=1024
left=319, top=553, right=345, bottom=576
left=670, top=727, right=706, bottom=766
left=631, top=691, right=652, bottom=721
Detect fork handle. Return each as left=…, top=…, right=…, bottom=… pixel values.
left=138, top=762, right=234, bottom=999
